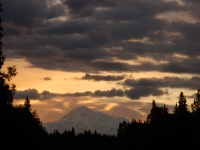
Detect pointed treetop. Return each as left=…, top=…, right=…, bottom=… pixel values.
left=24, top=96, right=31, bottom=111
left=152, top=100, right=156, bottom=108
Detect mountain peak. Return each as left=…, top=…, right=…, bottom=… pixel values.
left=43, top=106, right=128, bottom=135
left=59, top=106, right=97, bottom=121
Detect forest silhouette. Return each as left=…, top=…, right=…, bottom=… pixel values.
left=1, top=2, right=200, bottom=149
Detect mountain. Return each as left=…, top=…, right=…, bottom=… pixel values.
left=43, top=106, right=128, bottom=135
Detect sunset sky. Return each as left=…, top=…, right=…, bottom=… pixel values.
left=1, top=0, right=200, bottom=123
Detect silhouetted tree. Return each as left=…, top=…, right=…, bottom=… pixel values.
left=176, top=92, right=189, bottom=116
left=191, top=89, right=200, bottom=115
left=24, top=96, right=31, bottom=111
left=162, top=104, right=168, bottom=116
left=0, top=5, right=48, bottom=148
left=0, top=3, right=17, bottom=107
left=147, top=100, right=168, bottom=123
left=173, top=102, right=178, bottom=114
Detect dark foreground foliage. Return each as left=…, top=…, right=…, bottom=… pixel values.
left=1, top=2, right=200, bottom=150
left=117, top=90, right=200, bottom=149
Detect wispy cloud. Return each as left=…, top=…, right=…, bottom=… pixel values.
left=42, top=77, right=52, bottom=81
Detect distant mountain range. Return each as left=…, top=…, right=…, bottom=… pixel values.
left=43, top=106, right=128, bottom=135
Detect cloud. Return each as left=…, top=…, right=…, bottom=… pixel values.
left=1, top=0, right=200, bottom=74
left=42, top=77, right=52, bottom=81
left=14, top=87, right=167, bottom=101
left=124, top=76, right=200, bottom=90
left=125, top=87, right=168, bottom=100
left=82, top=73, right=125, bottom=81
left=14, top=89, right=40, bottom=100
left=1, top=0, right=66, bottom=27
left=64, top=0, right=181, bottom=19
left=92, top=88, right=124, bottom=97
left=16, top=75, right=200, bottom=101
left=14, top=88, right=123, bottom=100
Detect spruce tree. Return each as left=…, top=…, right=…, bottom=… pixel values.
left=177, top=92, right=189, bottom=115
left=24, top=96, right=31, bottom=111
left=162, top=104, right=168, bottom=116
left=191, top=89, right=200, bottom=115
left=0, top=3, right=17, bottom=106
left=147, top=100, right=162, bottom=123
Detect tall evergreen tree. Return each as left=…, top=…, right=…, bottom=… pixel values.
left=177, top=92, right=189, bottom=115
left=24, top=96, right=31, bottom=111
left=147, top=100, right=165, bottom=123
left=0, top=3, right=17, bottom=106
left=191, top=89, right=200, bottom=115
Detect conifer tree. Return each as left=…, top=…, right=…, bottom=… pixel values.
left=0, top=3, right=17, bottom=106
left=191, top=89, right=200, bottom=115
left=162, top=104, right=168, bottom=116
left=177, top=92, right=189, bottom=115
left=24, top=96, right=31, bottom=111
left=147, top=100, right=161, bottom=123
left=173, top=102, right=178, bottom=114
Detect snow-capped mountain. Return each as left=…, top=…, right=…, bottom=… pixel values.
left=43, top=106, right=128, bottom=135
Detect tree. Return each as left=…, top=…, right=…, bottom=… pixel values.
left=147, top=100, right=167, bottom=123
left=147, top=100, right=158, bottom=123
left=0, top=2, right=17, bottom=106
left=24, top=96, right=31, bottom=111
left=0, top=5, right=47, bottom=147
left=176, top=92, right=189, bottom=116
left=173, top=102, right=178, bottom=114
left=191, top=89, right=200, bottom=115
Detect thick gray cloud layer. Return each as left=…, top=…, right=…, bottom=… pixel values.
left=1, top=0, right=200, bottom=74
left=124, top=76, right=200, bottom=90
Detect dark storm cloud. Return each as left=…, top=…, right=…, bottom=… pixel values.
left=1, top=0, right=200, bottom=74
left=82, top=73, right=125, bottom=81
left=124, top=76, right=200, bottom=90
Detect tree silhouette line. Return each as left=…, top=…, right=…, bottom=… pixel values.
left=1, top=2, right=200, bottom=149
left=117, top=90, right=200, bottom=149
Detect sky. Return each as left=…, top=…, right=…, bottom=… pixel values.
left=1, top=0, right=200, bottom=123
